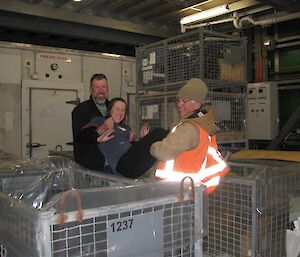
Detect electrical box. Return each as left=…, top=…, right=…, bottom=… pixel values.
left=247, top=82, right=279, bottom=140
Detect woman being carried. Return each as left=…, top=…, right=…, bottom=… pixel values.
left=86, top=97, right=168, bottom=178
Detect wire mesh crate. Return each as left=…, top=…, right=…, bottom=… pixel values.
left=135, top=91, right=246, bottom=146
left=203, top=160, right=300, bottom=257
left=0, top=161, right=206, bottom=257
left=0, top=157, right=138, bottom=257
left=136, top=28, right=247, bottom=91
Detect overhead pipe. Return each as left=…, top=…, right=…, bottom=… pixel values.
left=182, top=9, right=300, bottom=32
left=233, top=11, right=300, bottom=29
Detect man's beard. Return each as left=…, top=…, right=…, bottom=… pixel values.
left=93, top=94, right=107, bottom=104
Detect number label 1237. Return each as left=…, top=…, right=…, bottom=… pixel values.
left=110, top=218, right=134, bottom=233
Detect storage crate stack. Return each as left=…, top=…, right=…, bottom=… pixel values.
left=135, top=28, right=247, bottom=150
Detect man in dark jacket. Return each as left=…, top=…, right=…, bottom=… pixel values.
left=72, top=73, right=113, bottom=171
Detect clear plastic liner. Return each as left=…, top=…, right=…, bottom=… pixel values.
left=9, top=167, right=75, bottom=209
left=0, top=156, right=136, bottom=210
left=0, top=155, right=75, bottom=174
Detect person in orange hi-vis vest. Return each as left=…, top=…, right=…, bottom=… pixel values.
left=150, top=78, right=229, bottom=193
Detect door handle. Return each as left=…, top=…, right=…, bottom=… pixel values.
left=26, top=143, right=46, bottom=148
left=66, top=98, right=80, bottom=105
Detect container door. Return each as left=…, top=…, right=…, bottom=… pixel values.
left=30, top=88, right=77, bottom=157
left=22, top=80, right=84, bottom=158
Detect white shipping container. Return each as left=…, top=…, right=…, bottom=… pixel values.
left=0, top=42, right=136, bottom=158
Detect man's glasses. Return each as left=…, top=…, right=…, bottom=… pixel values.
left=175, top=98, right=192, bottom=104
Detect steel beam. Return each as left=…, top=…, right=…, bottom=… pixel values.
left=0, top=0, right=171, bottom=38
left=0, top=10, right=163, bottom=47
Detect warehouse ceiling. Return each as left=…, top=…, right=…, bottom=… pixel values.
left=0, top=0, right=300, bottom=56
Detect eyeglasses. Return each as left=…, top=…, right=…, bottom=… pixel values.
left=175, top=98, right=192, bottom=104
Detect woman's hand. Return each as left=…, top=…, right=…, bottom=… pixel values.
left=96, top=117, right=114, bottom=135
left=129, top=132, right=136, bottom=142
left=97, top=128, right=115, bottom=143
left=140, top=122, right=150, bottom=139
left=103, top=117, right=114, bottom=130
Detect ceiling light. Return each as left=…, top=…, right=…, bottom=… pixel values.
left=180, top=5, right=229, bottom=25
left=73, top=0, right=82, bottom=2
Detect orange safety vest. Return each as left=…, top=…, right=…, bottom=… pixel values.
left=155, top=120, right=229, bottom=193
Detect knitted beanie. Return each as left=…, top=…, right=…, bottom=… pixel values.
left=177, top=78, right=208, bottom=104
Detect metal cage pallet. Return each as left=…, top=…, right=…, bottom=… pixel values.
left=204, top=161, right=300, bottom=257
left=0, top=166, right=206, bottom=257
left=135, top=91, right=246, bottom=145
left=0, top=161, right=136, bottom=257
left=136, top=28, right=247, bottom=91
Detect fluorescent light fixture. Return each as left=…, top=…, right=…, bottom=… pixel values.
left=101, top=53, right=121, bottom=58
left=180, top=5, right=229, bottom=25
